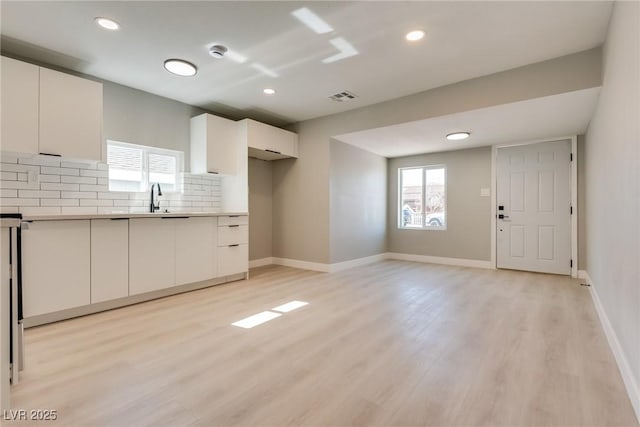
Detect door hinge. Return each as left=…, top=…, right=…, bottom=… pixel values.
left=570, top=153, right=573, bottom=162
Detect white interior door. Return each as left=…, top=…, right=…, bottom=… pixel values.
left=496, top=140, right=571, bottom=275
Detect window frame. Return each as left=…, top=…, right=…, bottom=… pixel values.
left=398, top=164, right=447, bottom=231
left=106, top=140, right=184, bottom=193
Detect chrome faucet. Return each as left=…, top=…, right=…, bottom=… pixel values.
left=150, top=183, right=162, bottom=212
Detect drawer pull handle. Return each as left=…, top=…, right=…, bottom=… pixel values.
left=265, top=149, right=281, bottom=154
left=228, top=215, right=240, bottom=218
left=110, top=218, right=129, bottom=221
left=229, top=244, right=240, bottom=247
left=228, top=225, right=239, bottom=228
left=162, top=216, right=190, bottom=219
left=39, top=152, right=61, bottom=157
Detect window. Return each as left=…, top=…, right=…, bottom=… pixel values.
left=107, top=140, right=183, bottom=192
left=399, top=166, right=446, bottom=229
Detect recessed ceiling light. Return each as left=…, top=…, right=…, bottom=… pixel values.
left=263, top=88, right=276, bottom=95
left=446, top=132, right=471, bottom=141
left=95, top=17, right=120, bottom=31
left=406, top=30, right=425, bottom=42
left=164, top=59, right=197, bottom=77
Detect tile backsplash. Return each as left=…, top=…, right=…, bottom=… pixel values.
left=0, top=151, right=221, bottom=215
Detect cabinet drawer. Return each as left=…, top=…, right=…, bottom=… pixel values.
left=218, top=215, right=248, bottom=226
left=218, top=224, right=248, bottom=246
left=218, top=244, right=248, bottom=276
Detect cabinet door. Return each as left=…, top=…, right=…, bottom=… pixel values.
left=39, top=67, right=102, bottom=161
left=91, top=219, right=129, bottom=303
left=1, top=57, right=39, bottom=154
left=245, top=119, right=298, bottom=159
left=129, top=218, right=176, bottom=295
left=175, top=217, right=217, bottom=285
left=206, top=114, right=239, bottom=175
left=22, top=220, right=91, bottom=317
left=218, top=244, right=248, bottom=276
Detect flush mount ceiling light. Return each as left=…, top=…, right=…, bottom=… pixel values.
left=164, top=59, right=197, bottom=77
left=446, top=132, right=471, bottom=141
left=94, top=17, right=120, bottom=30
left=405, top=30, right=425, bottom=42
left=263, top=88, right=276, bottom=95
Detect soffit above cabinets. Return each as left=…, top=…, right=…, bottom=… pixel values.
left=1, top=1, right=612, bottom=125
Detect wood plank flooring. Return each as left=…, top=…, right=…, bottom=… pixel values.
left=8, top=261, right=638, bottom=426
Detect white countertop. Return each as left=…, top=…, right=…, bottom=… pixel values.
left=22, top=212, right=248, bottom=221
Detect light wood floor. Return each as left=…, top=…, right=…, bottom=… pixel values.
left=9, top=261, right=638, bottom=427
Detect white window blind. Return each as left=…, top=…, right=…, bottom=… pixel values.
left=107, top=140, right=182, bottom=192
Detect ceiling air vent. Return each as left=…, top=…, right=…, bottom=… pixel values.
left=329, top=90, right=358, bottom=102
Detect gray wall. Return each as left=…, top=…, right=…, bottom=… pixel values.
left=273, top=49, right=602, bottom=265
left=330, top=140, right=387, bottom=263
left=584, top=0, right=640, bottom=407
left=388, top=147, right=492, bottom=261
left=248, top=158, right=273, bottom=261
left=103, top=81, right=205, bottom=169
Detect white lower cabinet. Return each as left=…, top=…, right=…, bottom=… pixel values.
left=91, top=219, right=129, bottom=303
left=175, top=217, right=218, bottom=285
left=129, top=218, right=176, bottom=295
left=217, top=216, right=249, bottom=276
left=22, top=220, right=91, bottom=317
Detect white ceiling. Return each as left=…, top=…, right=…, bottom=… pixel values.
left=1, top=1, right=612, bottom=125
left=334, top=88, right=601, bottom=158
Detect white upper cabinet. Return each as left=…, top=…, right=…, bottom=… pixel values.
left=240, top=119, right=298, bottom=161
left=0, top=56, right=103, bottom=161
left=190, top=113, right=241, bottom=175
left=1, top=56, right=39, bottom=154
left=39, top=67, right=102, bottom=161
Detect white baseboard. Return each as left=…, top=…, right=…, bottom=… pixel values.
left=271, top=257, right=330, bottom=273
left=386, top=252, right=492, bottom=269
left=328, top=253, right=387, bottom=273
left=578, top=269, right=589, bottom=280
left=585, top=271, right=640, bottom=422
left=251, top=253, right=492, bottom=273
left=248, top=257, right=275, bottom=268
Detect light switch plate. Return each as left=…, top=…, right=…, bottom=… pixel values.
left=480, top=187, right=490, bottom=197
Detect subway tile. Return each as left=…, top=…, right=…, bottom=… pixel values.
left=97, top=177, right=109, bottom=185
left=19, top=189, right=60, bottom=199
left=0, top=198, right=39, bottom=206
left=129, top=193, right=149, bottom=200
left=98, top=192, right=129, bottom=200
left=39, top=174, right=61, bottom=183
left=0, top=163, right=39, bottom=174
left=98, top=207, right=129, bottom=214
left=19, top=155, right=61, bottom=167
left=61, top=175, right=96, bottom=184
left=0, top=153, right=19, bottom=164
left=0, top=206, right=20, bottom=213
left=80, top=199, right=113, bottom=207
left=0, top=171, right=17, bottom=180
left=128, top=206, right=148, bottom=213
left=41, top=166, right=80, bottom=176
left=40, top=183, right=80, bottom=191
left=97, top=163, right=109, bottom=171
left=79, top=184, right=109, bottom=192
left=20, top=206, right=61, bottom=215
left=40, top=199, right=79, bottom=207
left=168, top=201, right=192, bottom=207
left=114, top=200, right=144, bottom=207
left=0, top=189, right=17, bottom=198
left=60, top=206, right=97, bottom=215
left=61, top=161, right=97, bottom=170
left=80, top=169, right=108, bottom=178
left=61, top=191, right=97, bottom=199
left=181, top=195, right=203, bottom=202
left=17, top=173, right=27, bottom=182
left=0, top=181, right=39, bottom=190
